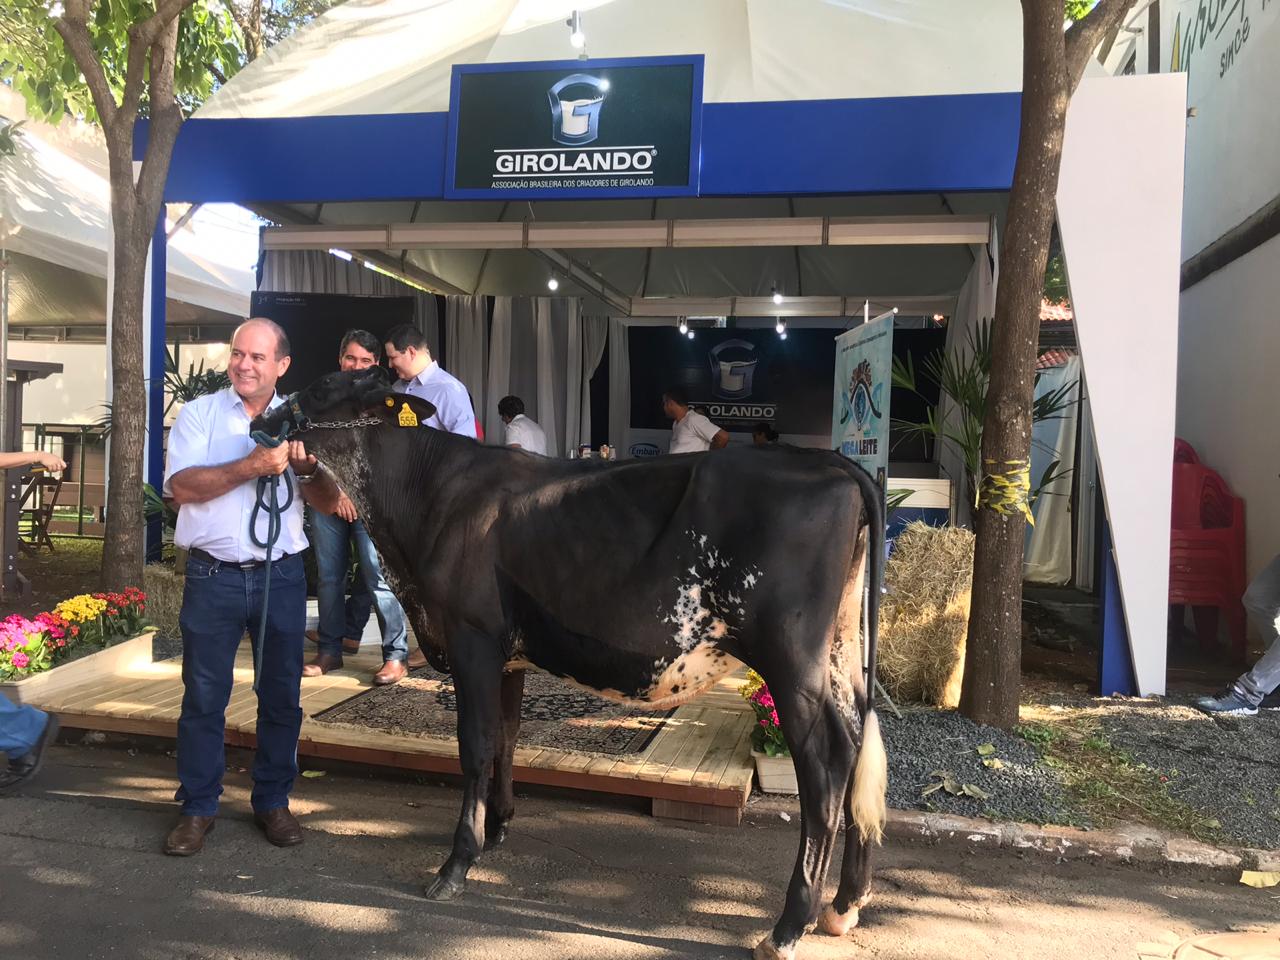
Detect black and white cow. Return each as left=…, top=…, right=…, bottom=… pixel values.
left=254, top=368, right=888, bottom=960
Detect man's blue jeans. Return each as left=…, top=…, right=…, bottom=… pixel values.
left=310, top=510, right=408, bottom=662
left=0, top=695, right=48, bottom=760
left=175, top=552, right=306, bottom=817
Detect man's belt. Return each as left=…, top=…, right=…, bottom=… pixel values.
left=188, top=547, right=293, bottom=570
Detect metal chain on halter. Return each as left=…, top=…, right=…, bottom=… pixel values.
left=299, top=417, right=384, bottom=431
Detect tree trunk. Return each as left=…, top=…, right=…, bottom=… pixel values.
left=959, top=0, right=1070, bottom=729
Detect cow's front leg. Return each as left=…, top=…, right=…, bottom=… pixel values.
left=485, top=668, right=525, bottom=850
left=425, top=634, right=504, bottom=901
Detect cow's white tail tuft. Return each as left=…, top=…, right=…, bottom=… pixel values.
left=850, top=709, right=887, bottom=844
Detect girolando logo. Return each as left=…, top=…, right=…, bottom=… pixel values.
left=707, top=340, right=758, bottom=401
left=840, top=359, right=883, bottom=429
left=548, top=74, right=609, bottom=146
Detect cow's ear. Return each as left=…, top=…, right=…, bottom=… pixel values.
left=369, top=391, right=438, bottom=428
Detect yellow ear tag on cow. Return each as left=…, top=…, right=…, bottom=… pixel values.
left=397, top=402, right=419, bottom=428
left=384, top=396, right=395, bottom=408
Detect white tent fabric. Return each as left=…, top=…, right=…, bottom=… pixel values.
left=1024, top=356, right=1082, bottom=586
left=0, top=88, right=253, bottom=330
left=196, top=0, right=1024, bottom=121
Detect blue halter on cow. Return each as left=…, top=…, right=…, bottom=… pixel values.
left=252, top=367, right=888, bottom=960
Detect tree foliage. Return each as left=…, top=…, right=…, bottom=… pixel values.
left=0, top=1, right=240, bottom=123
left=225, top=0, right=342, bottom=62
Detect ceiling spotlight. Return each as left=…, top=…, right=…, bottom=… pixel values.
left=780, top=331, right=788, bottom=340
left=567, top=10, right=585, bottom=48
left=678, top=318, right=688, bottom=335
left=775, top=318, right=786, bottom=335
left=328, top=248, right=353, bottom=261
left=687, top=330, right=696, bottom=340
left=547, top=275, right=560, bottom=292
left=771, top=287, right=783, bottom=306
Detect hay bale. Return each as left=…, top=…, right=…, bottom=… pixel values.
left=143, top=565, right=185, bottom=642
left=878, top=522, right=974, bottom=708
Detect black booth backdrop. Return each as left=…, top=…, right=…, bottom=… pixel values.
left=627, top=325, right=945, bottom=458
left=249, top=291, right=415, bottom=395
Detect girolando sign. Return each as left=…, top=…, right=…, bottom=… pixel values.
left=445, top=56, right=703, bottom=200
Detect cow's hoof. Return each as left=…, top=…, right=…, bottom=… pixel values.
left=424, top=875, right=465, bottom=901
left=817, top=904, right=860, bottom=936
left=752, top=937, right=792, bottom=960
left=484, top=824, right=509, bottom=850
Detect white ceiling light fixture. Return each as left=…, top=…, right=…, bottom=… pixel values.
left=328, top=247, right=353, bottom=261
left=677, top=318, right=689, bottom=335
left=567, top=10, right=585, bottom=49
left=772, top=286, right=783, bottom=306
left=547, top=274, right=560, bottom=292
left=687, top=330, right=696, bottom=339
left=775, top=317, right=787, bottom=336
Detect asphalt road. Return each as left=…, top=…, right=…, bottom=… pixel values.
left=1, top=742, right=1275, bottom=960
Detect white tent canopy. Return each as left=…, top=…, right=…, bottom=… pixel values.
left=0, top=87, right=254, bottom=339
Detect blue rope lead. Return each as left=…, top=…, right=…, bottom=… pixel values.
left=247, top=424, right=295, bottom=693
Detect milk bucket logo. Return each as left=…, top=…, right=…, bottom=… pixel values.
left=549, top=74, right=608, bottom=145
left=702, top=340, right=776, bottom=422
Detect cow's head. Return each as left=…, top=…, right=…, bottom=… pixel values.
left=249, top=367, right=437, bottom=457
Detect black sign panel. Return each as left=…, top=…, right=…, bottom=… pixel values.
left=249, top=291, right=414, bottom=395
left=446, top=56, right=703, bottom=199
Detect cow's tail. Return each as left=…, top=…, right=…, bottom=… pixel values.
left=849, top=465, right=887, bottom=845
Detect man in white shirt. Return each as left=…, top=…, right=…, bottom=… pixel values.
left=384, top=324, right=478, bottom=439
left=498, top=395, right=548, bottom=455
left=663, top=386, right=729, bottom=454
left=162, top=319, right=340, bottom=857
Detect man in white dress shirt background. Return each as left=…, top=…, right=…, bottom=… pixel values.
left=497, top=395, right=548, bottom=455
left=384, top=324, right=479, bottom=439
left=162, top=318, right=339, bottom=857
left=662, top=385, right=729, bottom=454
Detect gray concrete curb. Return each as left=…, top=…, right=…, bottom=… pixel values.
left=883, top=808, right=1280, bottom=875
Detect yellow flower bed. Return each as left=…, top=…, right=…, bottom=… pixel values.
left=54, top=594, right=109, bottom=623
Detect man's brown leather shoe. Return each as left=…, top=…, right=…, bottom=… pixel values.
left=373, top=659, right=408, bottom=686
left=163, top=815, right=215, bottom=856
left=254, top=806, right=303, bottom=847
left=302, top=653, right=344, bottom=677
left=306, top=630, right=359, bottom=655
left=407, top=648, right=428, bottom=669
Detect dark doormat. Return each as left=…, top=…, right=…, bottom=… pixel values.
left=312, top=667, right=676, bottom=757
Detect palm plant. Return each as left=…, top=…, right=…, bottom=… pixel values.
left=892, top=318, right=1077, bottom=507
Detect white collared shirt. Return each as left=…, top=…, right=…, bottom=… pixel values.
left=392, top=361, right=478, bottom=438
left=669, top=409, right=722, bottom=454
left=503, top=414, right=547, bottom=455
left=163, top=388, right=307, bottom=563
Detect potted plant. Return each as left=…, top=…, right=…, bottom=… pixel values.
left=0, top=588, right=153, bottom=705
left=740, top=669, right=796, bottom=794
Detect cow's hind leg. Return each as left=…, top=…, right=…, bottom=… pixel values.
left=818, top=708, right=886, bottom=936
left=425, top=631, right=504, bottom=901
left=485, top=668, right=525, bottom=850
left=754, top=688, right=857, bottom=960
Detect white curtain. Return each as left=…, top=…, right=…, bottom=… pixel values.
left=936, top=238, right=997, bottom=528
left=485, top=297, right=513, bottom=443
left=1024, top=356, right=1082, bottom=585
left=444, top=295, right=488, bottom=425
left=259, top=249, right=440, bottom=355
left=608, top=317, right=631, bottom=456
left=580, top=316, right=609, bottom=447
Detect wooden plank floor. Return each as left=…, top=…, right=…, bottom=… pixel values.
left=28, top=620, right=757, bottom=824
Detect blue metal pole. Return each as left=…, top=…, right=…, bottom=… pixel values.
left=145, top=219, right=166, bottom=562
left=1097, top=514, right=1136, bottom=696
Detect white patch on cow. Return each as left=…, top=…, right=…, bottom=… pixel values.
left=644, top=641, right=743, bottom=708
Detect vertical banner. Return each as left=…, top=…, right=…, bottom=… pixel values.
left=833, top=316, right=893, bottom=484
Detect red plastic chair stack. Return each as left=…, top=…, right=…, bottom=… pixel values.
left=1168, top=440, right=1247, bottom=661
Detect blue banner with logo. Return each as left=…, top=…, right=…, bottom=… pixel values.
left=446, top=56, right=703, bottom=200
left=833, top=317, right=893, bottom=482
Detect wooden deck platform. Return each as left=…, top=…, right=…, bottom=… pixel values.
left=26, top=627, right=757, bottom=826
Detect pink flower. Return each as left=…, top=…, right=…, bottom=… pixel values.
left=11, top=651, right=28, bottom=669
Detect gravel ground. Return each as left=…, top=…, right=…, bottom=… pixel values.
left=878, top=705, right=1079, bottom=825
left=1098, top=696, right=1280, bottom=850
